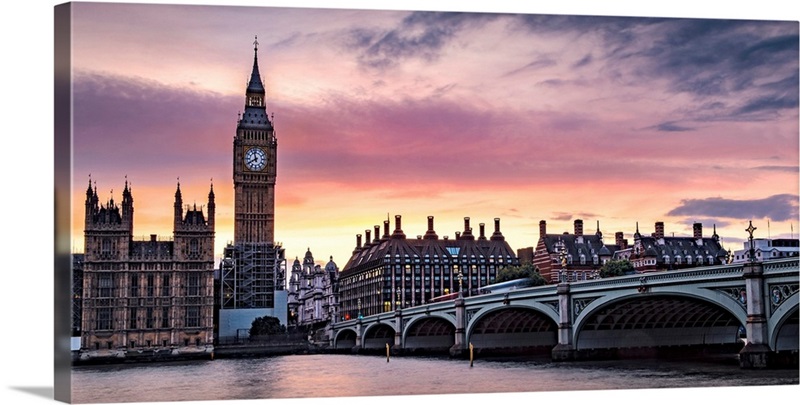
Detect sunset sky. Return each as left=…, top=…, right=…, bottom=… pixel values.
left=68, top=2, right=799, bottom=268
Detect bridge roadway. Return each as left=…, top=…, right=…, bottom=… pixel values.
left=330, top=258, right=798, bottom=368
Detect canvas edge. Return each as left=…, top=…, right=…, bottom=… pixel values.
left=54, top=2, right=73, bottom=403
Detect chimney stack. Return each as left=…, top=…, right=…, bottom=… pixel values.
left=479, top=223, right=486, bottom=240
left=356, top=234, right=362, bottom=249
left=574, top=219, right=584, bottom=236
left=539, top=220, right=547, bottom=238
left=392, top=215, right=406, bottom=239
left=491, top=218, right=505, bottom=241
left=365, top=229, right=372, bottom=245
left=654, top=222, right=664, bottom=239
left=693, top=222, right=703, bottom=239
left=461, top=217, right=474, bottom=240
left=383, top=220, right=390, bottom=238
left=615, top=231, right=628, bottom=249
left=374, top=225, right=381, bottom=243
left=424, top=216, right=438, bottom=240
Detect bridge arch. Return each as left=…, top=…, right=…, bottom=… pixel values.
left=771, top=301, right=799, bottom=352
left=333, top=328, right=357, bottom=350
left=402, top=315, right=456, bottom=352
left=466, top=305, right=557, bottom=353
left=362, top=322, right=396, bottom=349
left=574, top=292, right=744, bottom=351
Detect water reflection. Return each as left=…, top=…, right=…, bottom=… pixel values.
left=71, top=354, right=798, bottom=404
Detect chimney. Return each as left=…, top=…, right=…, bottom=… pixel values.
left=356, top=234, right=362, bottom=249
left=491, top=218, right=505, bottom=241
left=365, top=229, right=372, bottom=245
left=574, top=219, right=584, bottom=236
left=374, top=225, right=381, bottom=243
left=539, top=220, right=547, bottom=238
left=424, top=216, right=438, bottom=240
left=150, top=234, right=157, bottom=242
left=615, top=232, right=624, bottom=247
left=654, top=221, right=664, bottom=239
left=392, top=215, right=406, bottom=239
left=455, top=231, right=461, bottom=240
left=461, top=217, right=474, bottom=240
left=693, top=222, right=703, bottom=239
left=383, top=220, right=390, bottom=238
left=479, top=223, right=486, bottom=240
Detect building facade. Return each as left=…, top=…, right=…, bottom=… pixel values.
left=338, top=215, right=519, bottom=319
left=79, top=179, right=216, bottom=361
left=618, top=221, right=729, bottom=271
left=287, top=249, right=340, bottom=338
left=533, top=219, right=622, bottom=283
left=216, top=38, right=287, bottom=340
left=732, top=237, right=799, bottom=263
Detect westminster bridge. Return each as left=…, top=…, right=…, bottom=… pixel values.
left=330, top=258, right=799, bottom=368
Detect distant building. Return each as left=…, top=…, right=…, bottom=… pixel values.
left=533, top=219, right=622, bottom=283
left=339, top=215, right=519, bottom=319
left=732, top=238, right=799, bottom=263
left=79, top=179, right=215, bottom=361
left=287, top=249, right=339, bottom=339
left=617, top=221, right=729, bottom=271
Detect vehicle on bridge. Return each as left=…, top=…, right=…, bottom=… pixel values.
left=476, top=278, right=537, bottom=294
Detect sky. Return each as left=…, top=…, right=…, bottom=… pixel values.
left=1, top=2, right=798, bottom=405
left=67, top=2, right=799, bottom=268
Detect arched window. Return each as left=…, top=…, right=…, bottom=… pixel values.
left=675, top=256, right=682, bottom=265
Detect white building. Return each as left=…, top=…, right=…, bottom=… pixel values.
left=732, top=238, right=799, bottom=263
left=287, top=249, right=340, bottom=341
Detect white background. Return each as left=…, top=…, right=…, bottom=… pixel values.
left=1, top=1, right=797, bottom=404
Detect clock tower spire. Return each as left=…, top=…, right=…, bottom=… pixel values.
left=233, top=36, right=277, bottom=244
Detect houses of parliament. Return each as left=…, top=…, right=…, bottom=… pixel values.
left=74, top=38, right=285, bottom=361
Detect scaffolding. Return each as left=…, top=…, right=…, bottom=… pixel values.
left=219, top=242, right=286, bottom=309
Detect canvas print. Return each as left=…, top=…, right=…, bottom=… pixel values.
left=54, top=1, right=799, bottom=404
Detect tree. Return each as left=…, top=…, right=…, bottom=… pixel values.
left=249, top=315, right=286, bottom=336
left=599, top=259, right=634, bottom=278
left=495, top=263, right=547, bottom=286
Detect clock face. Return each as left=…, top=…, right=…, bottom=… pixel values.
left=244, top=147, right=267, bottom=171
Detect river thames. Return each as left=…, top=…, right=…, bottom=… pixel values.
left=70, top=353, right=798, bottom=404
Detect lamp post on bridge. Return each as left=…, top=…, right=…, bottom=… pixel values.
left=457, top=270, right=464, bottom=298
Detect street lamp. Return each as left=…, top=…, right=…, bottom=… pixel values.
left=558, top=244, right=567, bottom=283
left=746, top=221, right=757, bottom=263
left=357, top=298, right=362, bottom=319
left=395, top=287, right=401, bottom=310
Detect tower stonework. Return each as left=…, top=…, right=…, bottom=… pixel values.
left=233, top=37, right=277, bottom=245
left=216, top=38, right=287, bottom=339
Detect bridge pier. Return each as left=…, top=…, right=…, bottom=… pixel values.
left=552, top=282, right=576, bottom=361
left=351, top=319, right=363, bottom=354
left=739, top=262, right=773, bottom=368
left=391, top=309, right=403, bottom=355
left=449, top=296, right=468, bottom=358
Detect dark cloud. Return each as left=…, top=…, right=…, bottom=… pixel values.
left=503, top=57, right=558, bottom=77
left=73, top=71, right=236, bottom=181
left=753, top=165, right=800, bottom=173
left=667, top=194, right=799, bottom=222
left=347, top=11, right=497, bottom=70
left=652, top=121, right=694, bottom=132
left=572, top=53, right=593, bottom=69
left=512, top=15, right=798, bottom=125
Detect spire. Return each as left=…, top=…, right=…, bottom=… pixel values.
left=634, top=222, right=641, bottom=238
left=247, top=35, right=265, bottom=95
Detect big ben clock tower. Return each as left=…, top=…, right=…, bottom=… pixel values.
left=233, top=36, right=277, bottom=244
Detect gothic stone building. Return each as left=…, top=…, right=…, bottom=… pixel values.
left=287, top=249, right=340, bottom=339
left=339, top=215, right=519, bottom=319
left=79, top=179, right=215, bottom=361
